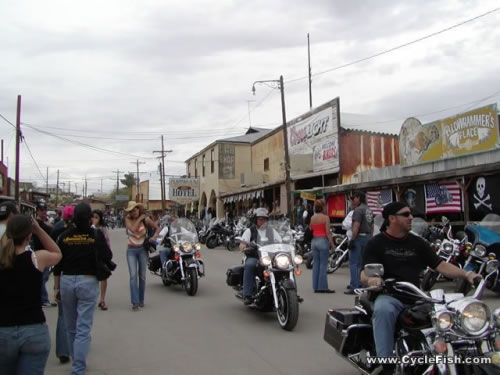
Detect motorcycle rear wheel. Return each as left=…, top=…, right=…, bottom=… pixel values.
left=226, top=238, right=238, bottom=251
left=184, top=267, right=198, bottom=296
left=276, top=286, right=299, bottom=331
left=206, top=236, right=218, bottom=249
left=327, top=251, right=343, bottom=274
left=305, top=256, right=313, bottom=269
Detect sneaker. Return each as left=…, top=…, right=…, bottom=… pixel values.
left=344, top=289, right=356, bottom=295
left=58, top=356, right=70, bottom=364
left=243, top=296, right=253, bottom=305
left=132, top=305, right=140, bottom=311
left=139, top=303, right=144, bottom=308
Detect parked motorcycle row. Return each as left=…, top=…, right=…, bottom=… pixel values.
left=143, top=213, right=500, bottom=373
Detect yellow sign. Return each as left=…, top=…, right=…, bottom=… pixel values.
left=400, top=104, right=499, bottom=166
left=300, top=192, right=317, bottom=201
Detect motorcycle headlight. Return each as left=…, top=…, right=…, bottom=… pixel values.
left=334, top=236, right=343, bottom=246
left=275, top=254, right=291, bottom=269
left=486, top=260, right=499, bottom=274
left=473, top=245, right=487, bottom=258
left=173, top=245, right=180, bottom=252
left=459, top=302, right=489, bottom=335
left=492, top=308, right=500, bottom=327
left=182, top=243, right=193, bottom=252
left=436, top=311, right=453, bottom=331
left=442, top=243, right=454, bottom=254
left=434, top=239, right=442, bottom=248
left=293, top=255, right=303, bottom=265
left=195, top=243, right=201, bottom=251
left=261, top=256, right=272, bottom=266
left=465, top=242, right=473, bottom=251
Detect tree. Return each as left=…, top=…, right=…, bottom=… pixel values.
left=120, top=173, right=136, bottom=188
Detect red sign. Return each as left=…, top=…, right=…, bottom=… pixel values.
left=327, top=194, right=346, bottom=218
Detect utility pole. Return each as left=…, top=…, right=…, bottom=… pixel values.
left=46, top=167, right=49, bottom=194
left=84, top=177, right=88, bottom=198
left=100, top=178, right=103, bottom=192
left=112, top=170, right=121, bottom=196
left=55, top=169, right=60, bottom=207
left=308, top=33, right=313, bottom=109
left=153, top=137, right=172, bottom=212
left=15, top=95, right=21, bottom=202
left=131, top=160, right=145, bottom=202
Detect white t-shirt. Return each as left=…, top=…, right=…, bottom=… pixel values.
left=342, top=210, right=354, bottom=239
left=0, top=222, right=6, bottom=239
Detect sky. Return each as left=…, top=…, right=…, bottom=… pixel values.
left=1, top=0, right=499, bottom=198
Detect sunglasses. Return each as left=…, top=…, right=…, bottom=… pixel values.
left=393, top=211, right=412, bottom=217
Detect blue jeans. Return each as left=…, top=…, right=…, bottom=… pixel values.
left=56, top=302, right=70, bottom=358
left=127, top=247, right=148, bottom=306
left=243, top=257, right=259, bottom=297
left=349, top=235, right=370, bottom=289
left=160, top=247, right=172, bottom=267
left=373, top=295, right=406, bottom=357
left=0, top=323, right=51, bottom=375
left=41, top=267, right=51, bottom=303
left=61, top=275, right=99, bottom=375
left=312, top=237, right=330, bottom=291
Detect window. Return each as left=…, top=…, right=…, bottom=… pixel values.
left=187, top=162, right=191, bottom=178
left=194, top=159, right=198, bottom=177
left=202, top=155, right=205, bottom=177
left=264, top=158, right=269, bottom=171
left=211, top=148, right=215, bottom=174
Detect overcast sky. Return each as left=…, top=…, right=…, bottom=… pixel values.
left=1, top=0, right=499, bottom=197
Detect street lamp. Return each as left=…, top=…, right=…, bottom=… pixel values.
left=251, top=75, right=292, bottom=219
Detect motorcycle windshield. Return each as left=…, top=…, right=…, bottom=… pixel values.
left=169, top=218, right=199, bottom=244
left=468, top=213, right=500, bottom=245
left=411, top=217, right=428, bottom=237
left=257, top=219, right=295, bottom=255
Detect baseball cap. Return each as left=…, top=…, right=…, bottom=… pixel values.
left=62, top=205, right=75, bottom=220
left=36, top=201, right=47, bottom=211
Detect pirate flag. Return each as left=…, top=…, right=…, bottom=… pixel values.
left=401, top=185, right=426, bottom=218
left=469, top=175, right=500, bottom=221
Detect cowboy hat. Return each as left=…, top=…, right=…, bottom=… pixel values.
left=125, top=201, right=144, bottom=212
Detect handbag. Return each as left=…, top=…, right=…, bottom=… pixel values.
left=92, top=229, right=112, bottom=281
left=142, top=219, right=157, bottom=253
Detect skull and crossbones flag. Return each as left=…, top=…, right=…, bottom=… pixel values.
left=469, top=175, right=500, bottom=220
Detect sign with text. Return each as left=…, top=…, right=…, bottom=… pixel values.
left=400, top=104, right=499, bottom=166
left=169, top=178, right=200, bottom=205
left=219, top=144, right=235, bottom=179
left=287, top=98, right=340, bottom=177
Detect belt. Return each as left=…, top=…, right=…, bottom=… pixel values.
left=358, top=233, right=370, bottom=236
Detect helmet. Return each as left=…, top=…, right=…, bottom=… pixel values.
left=254, top=208, right=269, bottom=218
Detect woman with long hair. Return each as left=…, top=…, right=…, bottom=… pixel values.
left=91, top=209, right=112, bottom=310
left=310, top=199, right=335, bottom=293
left=125, top=201, right=159, bottom=311
left=54, top=203, right=112, bottom=375
left=0, top=215, right=61, bottom=374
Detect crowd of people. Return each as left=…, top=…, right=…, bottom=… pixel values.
left=0, top=195, right=480, bottom=375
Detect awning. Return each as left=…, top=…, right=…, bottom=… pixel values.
left=220, top=179, right=285, bottom=204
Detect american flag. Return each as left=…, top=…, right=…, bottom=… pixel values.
left=425, top=181, right=462, bottom=214
left=366, top=189, right=393, bottom=216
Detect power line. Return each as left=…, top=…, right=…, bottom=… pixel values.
left=22, top=138, right=46, bottom=180
left=0, top=113, right=16, bottom=129
left=287, top=7, right=500, bottom=84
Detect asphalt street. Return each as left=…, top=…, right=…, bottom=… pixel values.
left=43, top=228, right=499, bottom=375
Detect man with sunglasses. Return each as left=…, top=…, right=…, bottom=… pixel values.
left=360, top=202, right=479, bottom=373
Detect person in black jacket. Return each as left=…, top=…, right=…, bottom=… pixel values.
left=53, top=203, right=112, bottom=375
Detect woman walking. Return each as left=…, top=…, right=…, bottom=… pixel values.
left=92, top=210, right=112, bottom=311
left=54, top=203, right=112, bottom=375
left=0, top=215, right=61, bottom=374
left=310, top=200, right=335, bottom=293
left=125, top=201, right=159, bottom=311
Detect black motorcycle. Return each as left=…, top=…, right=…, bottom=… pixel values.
left=206, top=219, right=233, bottom=249
left=226, top=219, right=304, bottom=331
left=324, top=263, right=498, bottom=375
left=148, top=218, right=205, bottom=296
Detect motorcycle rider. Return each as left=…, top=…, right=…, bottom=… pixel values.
left=360, top=201, right=480, bottom=373
left=239, top=208, right=281, bottom=305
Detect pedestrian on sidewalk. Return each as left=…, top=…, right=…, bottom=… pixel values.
left=0, top=214, right=62, bottom=375
left=54, top=203, right=112, bottom=375
left=125, top=201, right=159, bottom=311
left=92, top=209, right=113, bottom=311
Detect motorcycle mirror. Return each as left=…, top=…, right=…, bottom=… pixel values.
left=441, top=216, right=449, bottom=225
left=364, top=263, right=384, bottom=278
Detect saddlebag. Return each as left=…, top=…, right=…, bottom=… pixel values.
left=148, top=254, right=162, bottom=272
left=226, top=265, right=244, bottom=287
left=324, top=309, right=372, bottom=355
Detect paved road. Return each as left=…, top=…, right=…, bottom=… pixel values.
left=43, top=228, right=499, bottom=375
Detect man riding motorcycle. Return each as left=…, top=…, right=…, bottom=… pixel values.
left=360, top=202, right=480, bottom=374
left=239, top=208, right=281, bottom=305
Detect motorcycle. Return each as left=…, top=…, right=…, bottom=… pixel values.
left=226, top=217, right=250, bottom=251
left=205, top=219, right=233, bottom=249
left=198, top=217, right=216, bottom=244
left=421, top=216, right=471, bottom=291
left=324, top=263, right=500, bottom=375
left=225, top=218, right=303, bottom=331
left=326, top=234, right=349, bottom=274
left=148, top=218, right=205, bottom=296
left=456, top=213, right=500, bottom=295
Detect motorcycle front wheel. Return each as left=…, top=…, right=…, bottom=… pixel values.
left=161, top=269, right=171, bottom=286
left=276, top=286, right=299, bottom=331
left=226, top=238, right=238, bottom=251
left=206, top=235, right=218, bottom=249
left=327, top=251, right=343, bottom=274
left=184, top=267, right=198, bottom=296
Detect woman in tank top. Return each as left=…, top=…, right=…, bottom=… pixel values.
left=0, top=215, right=61, bottom=375
left=309, top=199, right=335, bottom=293
left=125, top=201, right=159, bottom=311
